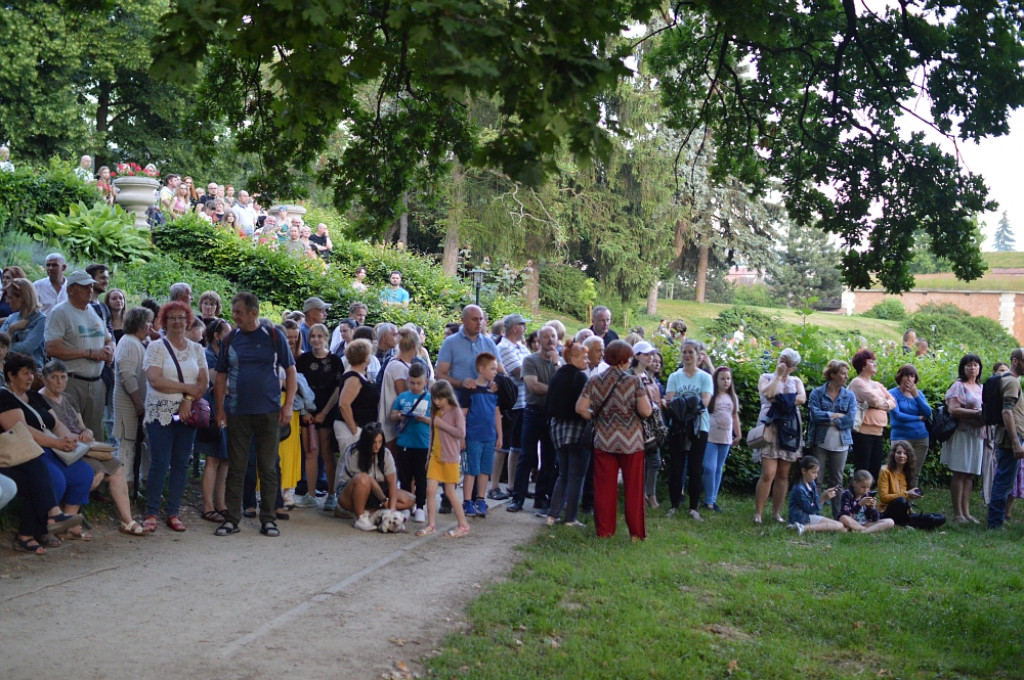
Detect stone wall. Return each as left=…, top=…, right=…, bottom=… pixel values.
left=843, top=289, right=1024, bottom=342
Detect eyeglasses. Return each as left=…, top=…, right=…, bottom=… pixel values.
left=167, top=316, right=188, bottom=323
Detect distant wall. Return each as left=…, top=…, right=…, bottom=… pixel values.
left=845, top=289, right=1024, bottom=343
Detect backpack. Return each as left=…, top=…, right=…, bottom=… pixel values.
left=493, top=373, right=518, bottom=413
left=982, top=373, right=1011, bottom=426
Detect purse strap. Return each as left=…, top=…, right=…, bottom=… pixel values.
left=2, top=386, right=51, bottom=435
left=591, top=372, right=627, bottom=420
left=161, top=337, right=189, bottom=391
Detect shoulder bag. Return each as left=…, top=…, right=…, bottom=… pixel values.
left=162, top=338, right=211, bottom=429
left=0, top=420, right=44, bottom=467
left=1, top=388, right=87, bottom=466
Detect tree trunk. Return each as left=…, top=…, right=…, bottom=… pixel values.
left=695, top=244, right=709, bottom=303
left=646, top=279, right=659, bottom=315
left=524, top=262, right=540, bottom=314
left=442, top=163, right=464, bottom=277
left=398, top=192, right=409, bottom=245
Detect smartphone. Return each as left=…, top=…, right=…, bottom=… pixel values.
left=911, top=488, right=923, bottom=497
left=866, top=490, right=877, bottom=497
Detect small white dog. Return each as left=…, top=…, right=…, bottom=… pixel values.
left=370, top=509, right=407, bottom=533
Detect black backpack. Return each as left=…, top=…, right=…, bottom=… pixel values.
left=982, top=373, right=1011, bottom=426
left=493, top=373, right=518, bottom=413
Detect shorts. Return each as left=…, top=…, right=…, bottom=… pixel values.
left=502, top=409, right=523, bottom=451
left=337, top=474, right=388, bottom=508
left=806, top=514, right=826, bottom=525
left=427, top=449, right=461, bottom=485
left=464, top=439, right=496, bottom=476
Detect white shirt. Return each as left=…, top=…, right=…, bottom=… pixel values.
left=33, top=277, right=67, bottom=316
left=232, top=203, right=258, bottom=234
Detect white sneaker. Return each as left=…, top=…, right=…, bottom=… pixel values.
left=688, top=509, right=704, bottom=522
left=413, top=507, right=426, bottom=523
left=353, top=512, right=376, bottom=532
left=295, top=494, right=319, bottom=508
left=788, top=522, right=805, bottom=536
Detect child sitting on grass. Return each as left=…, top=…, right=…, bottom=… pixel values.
left=836, top=469, right=896, bottom=534
left=458, top=352, right=502, bottom=519
left=788, top=455, right=847, bottom=535
left=416, top=380, right=469, bottom=538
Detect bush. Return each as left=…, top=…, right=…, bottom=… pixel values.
left=907, top=311, right=1018, bottom=359
left=539, top=263, right=597, bottom=319
left=704, top=306, right=782, bottom=344
left=733, top=283, right=777, bottom=308
left=31, top=201, right=153, bottom=264
left=0, top=159, right=101, bottom=233
left=113, top=254, right=236, bottom=306
left=862, top=298, right=907, bottom=320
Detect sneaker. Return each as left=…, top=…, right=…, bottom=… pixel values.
left=353, top=512, right=376, bottom=531
left=282, top=489, right=295, bottom=509
left=665, top=507, right=678, bottom=518
left=533, top=501, right=549, bottom=512
left=788, top=522, right=805, bottom=536
left=565, top=520, right=586, bottom=528
left=413, top=507, right=426, bottom=523
left=487, top=488, right=509, bottom=501
left=463, top=500, right=478, bottom=517
left=475, top=499, right=487, bottom=517
left=506, top=500, right=523, bottom=513
left=294, top=494, right=319, bottom=508
left=323, top=494, right=338, bottom=512
left=401, top=509, right=411, bottom=521
left=689, top=509, right=704, bottom=522
left=439, top=497, right=452, bottom=514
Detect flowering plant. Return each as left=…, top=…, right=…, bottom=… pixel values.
left=113, top=162, right=160, bottom=178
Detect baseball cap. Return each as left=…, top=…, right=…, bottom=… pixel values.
left=303, top=297, right=332, bottom=312
left=66, top=270, right=97, bottom=287
left=632, top=341, right=655, bottom=355
left=503, top=313, right=529, bottom=327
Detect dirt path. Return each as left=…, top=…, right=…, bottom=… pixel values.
left=0, top=498, right=540, bottom=680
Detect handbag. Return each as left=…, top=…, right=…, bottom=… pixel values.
left=641, top=408, right=668, bottom=447
left=162, top=338, right=211, bottom=429
left=0, top=421, right=44, bottom=467
left=54, top=441, right=91, bottom=466
left=746, top=419, right=776, bottom=449
left=852, top=400, right=867, bottom=433
left=85, top=442, right=115, bottom=461
left=581, top=373, right=627, bottom=450
left=929, top=404, right=957, bottom=443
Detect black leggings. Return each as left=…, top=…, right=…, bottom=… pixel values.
left=851, top=432, right=885, bottom=482
left=668, top=431, right=707, bottom=511
left=396, top=446, right=428, bottom=508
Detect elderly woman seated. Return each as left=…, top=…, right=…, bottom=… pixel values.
left=37, top=358, right=148, bottom=536
left=0, top=353, right=96, bottom=547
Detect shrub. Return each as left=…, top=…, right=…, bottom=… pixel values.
left=704, top=306, right=782, bottom=343
left=907, top=311, right=1018, bottom=358
left=733, top=283, right=777, bottom=308
left=0, top=159, right=101, bottom=233
left=539, top=263, right=597, bottom=319
left=113, top=254, right=236, bottom=306
left=862, top=298, right=907, bottom=320
left=0, top=230, right=52, bottom=281
left=31, top=201, right=153, bottom=264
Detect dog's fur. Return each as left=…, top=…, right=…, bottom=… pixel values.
left=370, top=509, right=407, bottom=533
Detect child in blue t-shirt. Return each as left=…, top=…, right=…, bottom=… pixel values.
left=390, top=362, right=432, bottom=523
left=458, top=353, right=502, bottom=518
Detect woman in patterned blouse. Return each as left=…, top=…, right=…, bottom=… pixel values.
left=576, top=340, right=655, bottom=540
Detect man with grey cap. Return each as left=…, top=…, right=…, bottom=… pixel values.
left=300, top=297, right=331, bottom=353
left=490, top=313, right=530, bottom=500
left=44, top=270, right=115, bottom=438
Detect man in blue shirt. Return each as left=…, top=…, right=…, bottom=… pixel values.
left=435, top=305, right=505, bottom=389
left=379, top=270, right=410, bottom=307
left=214, top=292, right=297, bottom=537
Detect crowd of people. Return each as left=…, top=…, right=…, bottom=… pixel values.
left=2, top=248, right=1023, bottom=555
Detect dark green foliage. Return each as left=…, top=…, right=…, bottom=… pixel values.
left=731, top=283, right=778, bottom=308
left=113, top=254, right=235, bottom=305
left=538, top=263, right=598, bottom=319
left=704, top=306, right=781, bottom=343
left=862, top=298, right=908, bottom=321
left=0, top=161, right=101, bottom=233
left=31, top=201, right=153, bottom=264
left=907, top=311, right=1019, bottom=357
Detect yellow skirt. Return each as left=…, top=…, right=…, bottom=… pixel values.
left=427, top=448, right=460, bottom=485
left=279, top=409, right=302, bottom=489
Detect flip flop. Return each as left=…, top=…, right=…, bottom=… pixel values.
left=444, top=525, right=471, bottom=539
left=63, top=527, right=93, bottom=541
left=415, top=524, right=436, bottom=537
left=120, top=520, right=148, bottom=536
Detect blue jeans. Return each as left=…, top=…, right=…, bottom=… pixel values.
left=702, top=442, right=731, bottom=506
left=146, top=420, right=198, bottom=517
left=547, top=440, right=590, bottom=523
left=513, top=407, right=556, bottom=506
left=988, top=444, right=1022, bottom=528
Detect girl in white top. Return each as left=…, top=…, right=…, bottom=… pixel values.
left=704, top=366, right=741, bottom=512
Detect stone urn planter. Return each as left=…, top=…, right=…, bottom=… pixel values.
left=113, top=176, right=160, bottom=229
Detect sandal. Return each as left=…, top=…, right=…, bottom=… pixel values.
left=36, top=533, right=63, bottom=548
left=142, top=515, right=158, bottom=533
left=275, top=510, right=290, bottom=521
left=214, top=521, right=239, bottom=536
left=415, top=524, right=436, bottom=537
left=13, top=537, right=45, bottom=554
left=120, top=520, right=148, bottom=536
left=243, top=508, right=257, bottom=518
left=63, top=526, right=93, bottom=541
left=201, top=510, right=225, bottom=523
left=259, top=521, right=280, bottom=537
left=166, top=516, right=187, bottom=532
left=444, top=525, right=471, bottom=539
left=47, top=512, right=83, bottom=535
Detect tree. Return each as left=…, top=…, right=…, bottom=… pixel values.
left=994, top=211, right=1016, bottom=252
left=768, top=223, right=844, bottom=308
left=154, top=1, right=1024, bottom=292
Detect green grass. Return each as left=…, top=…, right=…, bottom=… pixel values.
left=426, top=490, right=1024, bottom=679
left=912, top=273, right=1024, bottom=292
left=983, top=251, right=1024, bottom=269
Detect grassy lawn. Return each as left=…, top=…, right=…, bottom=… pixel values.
left=983, top=252, right=1024, bottom=269
left=911, top=273, right=1024, bottom=292
left=426, top=489, right=1024, bottom=680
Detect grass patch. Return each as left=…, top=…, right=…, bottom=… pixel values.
left=983, top=251, right=1024, bottom=269
left=425, top=490, right=1024, bottom=680
left=911, top=273, right=1024, bottom=292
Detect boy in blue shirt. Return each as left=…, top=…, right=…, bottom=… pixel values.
left=458, top=353, right=502, bottom=518
left=390, top=362, right=432, bottom=523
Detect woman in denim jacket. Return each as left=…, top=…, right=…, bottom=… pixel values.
left=807, top=360, right=857, bottom=501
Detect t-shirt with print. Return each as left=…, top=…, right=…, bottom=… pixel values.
left=217, top=323, right=294, bottom=416
left=666, top=368, right=714, bottom=433
left=393, top=390, right=432, bottom=449
left=995, top=373, right=1024, bottom=449
left=296, top=351, right=343, bottom=412
left=43, top=302, right=109, bottom=378
left=458, top=385, right=499, bottom=442
left=707, top=393, right=735, bottom=445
